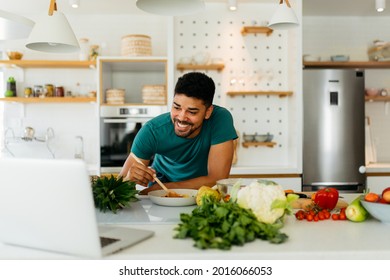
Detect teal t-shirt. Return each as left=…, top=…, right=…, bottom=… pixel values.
left=131, top=105, right=237, bottom=182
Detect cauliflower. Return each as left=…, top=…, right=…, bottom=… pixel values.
left=235, top=180, right=289, bottom=224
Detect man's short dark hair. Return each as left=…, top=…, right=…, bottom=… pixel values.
left=174, top=72, right=215, bottom=108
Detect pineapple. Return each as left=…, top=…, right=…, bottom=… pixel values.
left=91, top=175, right=139, bottom=213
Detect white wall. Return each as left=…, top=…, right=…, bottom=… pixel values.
left=303, top=16, right=390, bottom=163
left=1, top=2, right=303, bottom=176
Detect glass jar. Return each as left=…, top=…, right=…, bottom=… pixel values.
left=79, top=38, right=89, bottom=61
left=33, top=85, right=44, bottom=98
left=55, top=86, right=64, bottom=97
left=24, top=87, right=32, bottom=98
left=45, top=84, right=54, bottom=97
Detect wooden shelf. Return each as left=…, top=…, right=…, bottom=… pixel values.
left=0, top=97, right=97, bottom=103
left=0, top=60, right=96, bottom=69
left=226, top=91, right=293, bottom=98
left=242, top=142, right=277, bottom=148
left=176, top=63, right=225, bottom=72
left=241, top=26, right=273, bottom=36
left=303, top=61, right=390, bottom=69
left=365, top=96, right=390, bottom=102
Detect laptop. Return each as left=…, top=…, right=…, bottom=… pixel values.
left=0, top=157, right=154, bottom=259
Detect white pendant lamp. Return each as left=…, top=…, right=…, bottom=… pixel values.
left=25, top=0, right=79, bottom=53
left=0, top=10, right=34, bottom=40
left=268, top=0, right=299, bottom=30
left=136, top=0, right=205, bottom=16
left=376, top=0, right=386, bottom=12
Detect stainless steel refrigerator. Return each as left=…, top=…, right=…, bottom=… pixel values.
left=302, top=69, right=366, bottom=192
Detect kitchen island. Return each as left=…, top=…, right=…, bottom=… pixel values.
left=1, top=194, right=389, bottom=260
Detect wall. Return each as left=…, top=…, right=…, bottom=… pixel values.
left=174, top=2, right=302, bottom=174
left=0, top=14, right=170, bottom=173
left=1, top=2, right=303, bottom=176
left=303, top=16, right=390, bottom=163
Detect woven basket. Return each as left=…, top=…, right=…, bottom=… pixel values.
left=106, top=89, right=125, bottom=104
left=142, top=85, right=166, bottom=104
left=121, top=34, right=152, bottom=56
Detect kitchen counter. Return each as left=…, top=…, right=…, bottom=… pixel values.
left=1, top=194, right=389, bottom=260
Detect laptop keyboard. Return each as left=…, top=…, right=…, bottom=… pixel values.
left=100, top=236, right=119, bottom=248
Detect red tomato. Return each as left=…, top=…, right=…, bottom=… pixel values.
left=313, top=188, right=339, bottom=211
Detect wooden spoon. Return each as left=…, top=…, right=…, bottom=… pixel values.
left=130, top=153, right=183, bottom=197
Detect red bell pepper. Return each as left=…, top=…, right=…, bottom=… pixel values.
left=313, top=188, right=339, bottom=210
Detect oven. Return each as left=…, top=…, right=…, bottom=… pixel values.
left=100, top=106, right=166, bottom=174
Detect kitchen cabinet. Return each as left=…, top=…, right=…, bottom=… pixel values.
left=98, top=57, right=168, bottom=105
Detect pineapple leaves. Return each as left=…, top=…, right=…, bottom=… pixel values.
left=91, top=175, right=139, bottom=214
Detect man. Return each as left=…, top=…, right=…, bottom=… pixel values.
left=119, top=72, right=238, bottom=194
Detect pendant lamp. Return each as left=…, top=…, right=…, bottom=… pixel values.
left=136, top=0, right=205, bottom=16
left=268, top=0, right=299, bottom=30
left=376, top=0, right=386, bottom=12
left=0, top=10, right=34, bottom=40
left=25, top=0, right=79, bottom=53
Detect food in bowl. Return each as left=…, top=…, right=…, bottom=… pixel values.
left=361, top=200, right=390, bottom=223
left=6, top=51, right=23, bottom=60
left=148, top=189, right=197, bottom=206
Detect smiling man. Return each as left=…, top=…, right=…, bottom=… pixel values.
left=119, top=72, right=238, bottom=194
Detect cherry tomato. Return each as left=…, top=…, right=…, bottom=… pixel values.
left=314, top=188, right=339, bottom=211
left=331, top=213, right=339, bottom=220
left=339, top=212, right=346, bottom=220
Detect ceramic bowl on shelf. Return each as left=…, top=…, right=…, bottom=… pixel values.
left=243, top=134, right=255, bottom=142
left=365, top=88, right=379, bottom=96
left=266, top=133, right=274, bottom=142
left=254, top=134, right=268, bottom=142
left=361, top=200, right=390, bottom=224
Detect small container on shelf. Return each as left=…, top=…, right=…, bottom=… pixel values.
left=24, top=87, right=32, bottom=98
left=55, top=86, right=64, bottom=97
left=33, top=85, right=44, bottom=98
left=79, top=38, right=90, bottom=61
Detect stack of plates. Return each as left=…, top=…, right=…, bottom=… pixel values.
left=142, top=85, right=166, bottom=104
left=106, top=89, right=125, bottom=104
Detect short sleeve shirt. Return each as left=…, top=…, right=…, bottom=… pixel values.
left=131, top=105, right=237, bottom=182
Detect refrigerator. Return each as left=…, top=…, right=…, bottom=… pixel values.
left=302, top=69, right=366, bottom=192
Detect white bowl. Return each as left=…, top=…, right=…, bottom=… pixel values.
left=254, top=134, right=268, bottom=142
left=216, top=178, right=246, bottom=195
left=148, top=189, right=197, bottom=207
left=361, top=200, right=390, bottom=224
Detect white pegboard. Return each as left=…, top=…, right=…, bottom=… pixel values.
left=174, top=3, right=298, bottom=168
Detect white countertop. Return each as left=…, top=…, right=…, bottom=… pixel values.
left=1, top=194, right=390, bottom=260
